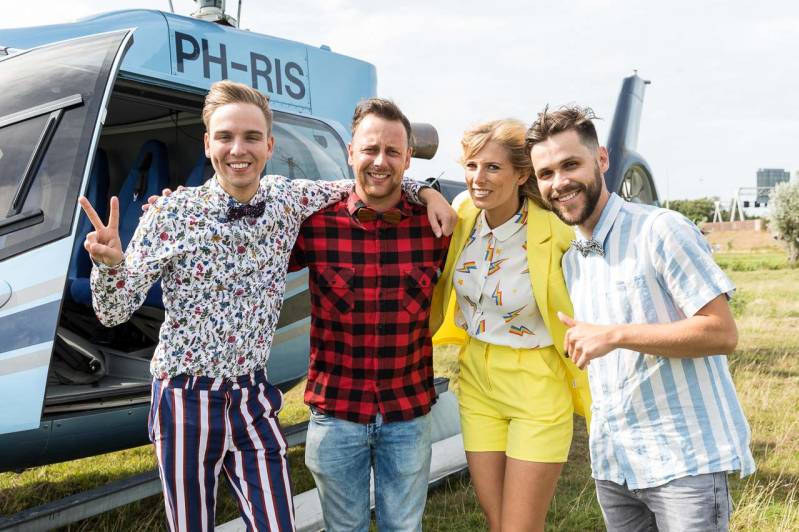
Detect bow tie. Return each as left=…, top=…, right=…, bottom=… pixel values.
left=354, top=205, right=402, bottom=225
left=226, top=201, right=266, bottom=222
left=571, top=239, right=605, bottom=257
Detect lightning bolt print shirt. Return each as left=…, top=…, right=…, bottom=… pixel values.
left=452, top=202, right=552, bottom=349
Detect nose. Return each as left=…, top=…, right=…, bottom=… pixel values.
left=470, top=166, right=487, bottom=185
left=372, top=150, right=386, bottom=167
left=552, top=170, right=570, bottom=191
left=230, top=137, right=246, bottom=155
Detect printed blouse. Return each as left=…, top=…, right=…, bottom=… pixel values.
left=452, top=203, right=553, bottom=349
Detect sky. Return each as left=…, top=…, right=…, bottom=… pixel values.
left=3, top=0, right=798, bottom=203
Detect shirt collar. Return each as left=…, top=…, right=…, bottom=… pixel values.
left=346, top=190, right=412, bottom=218
left=208, top=174, right=267, bottom=209
left=578, top=192, right=624, bottom=246
left=476, top=202, right=528, bottom=242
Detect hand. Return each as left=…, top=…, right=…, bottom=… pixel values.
left=141, top=187, right=180, bottom=213
left=558, top=312, right=616, bottom=369
left=420, top=187, right=457, bottom=237
left=79, top=196, right=123, bottom=267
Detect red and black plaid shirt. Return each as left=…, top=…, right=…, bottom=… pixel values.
left=290, top=191, right=450, bottom=423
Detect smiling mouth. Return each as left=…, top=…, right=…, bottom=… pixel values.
left=471, top=188, right=492, bottom=198
left=228, top=162, right=251, bottom=170
left=551, top=189, right=580, bottom=204
left=367, top=170, right=391, bottom=181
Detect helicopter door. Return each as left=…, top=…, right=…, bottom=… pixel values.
left=0, top=30, right=133, bottom=435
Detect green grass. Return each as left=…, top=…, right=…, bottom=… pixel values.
left=715, top=251, right=796, bottom=272
left=2, top=261, right=798, bottom=530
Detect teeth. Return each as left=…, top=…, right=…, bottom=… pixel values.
left=229, top=162, right=249, bottom=169
left=472, top=189, right=491, bottom=198
left=556, top=190, right=579, bottom=202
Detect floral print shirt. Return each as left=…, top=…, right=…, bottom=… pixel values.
left=91, top=175, right=426, bottom=378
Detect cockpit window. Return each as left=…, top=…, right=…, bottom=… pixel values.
left=268, top=113, right=352, bottom=181
left=0, top=115, right=49, bottom=215
left=0, top=31, right=128, bottom=261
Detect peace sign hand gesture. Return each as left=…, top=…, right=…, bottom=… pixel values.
left=79, top=196, right=124, bottom=267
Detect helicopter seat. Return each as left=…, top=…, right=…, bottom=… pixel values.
left=184, top=152, right=214, bottom=187
left=117, top=139, right=171, bottom=309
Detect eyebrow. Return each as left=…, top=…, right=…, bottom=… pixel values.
left=214, top=129, right=264, bottom=137
left=536, top=156, right=580, bottom=173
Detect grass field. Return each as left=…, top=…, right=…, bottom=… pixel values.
left=1, top=250, right=797, bottom=530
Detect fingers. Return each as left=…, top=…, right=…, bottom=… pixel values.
left=79, top=196, right=104, bottom=232
left=84, top=231, right=97, bottom=253
left=427, top=210, right=443, bottom=238
left=558, top=311, right=576, bottom=327
left=107, top=196, right=119, bottom=231
left=439, top=207, right=457, bottom=237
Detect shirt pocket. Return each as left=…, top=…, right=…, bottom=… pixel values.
left=605, top=274, right=659, bottom=324
left=402, top=266, right=437, bottom=314
left=317, top=266, right=354, bottom=314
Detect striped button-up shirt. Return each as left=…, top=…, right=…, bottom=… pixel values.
left=562, top=193, right=755, bottom=489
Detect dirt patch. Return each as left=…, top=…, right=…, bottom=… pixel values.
left=705, top=230, right=785, bottom=253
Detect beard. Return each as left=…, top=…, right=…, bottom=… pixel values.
left=547, top=164, right=603, bottom=226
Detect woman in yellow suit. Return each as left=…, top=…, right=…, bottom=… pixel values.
left=430, top=119, right=590, bottom=532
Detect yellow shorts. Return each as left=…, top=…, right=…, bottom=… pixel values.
left=457, top=338, right=573, bottom=462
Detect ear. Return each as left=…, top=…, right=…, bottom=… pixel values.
left=204, top=132, right=210, bottom=158
left=598, top=146, right=609, bottom=174
left=517, top=170, right=530, bottom=188
left=347, top=142, right=355, bottom=166
left=265, top=135, right=275, bottom=161
left=404, top=147, right=412, bottom=171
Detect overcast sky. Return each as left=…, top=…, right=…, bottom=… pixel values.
left=4, top=0, right=798, bottom=202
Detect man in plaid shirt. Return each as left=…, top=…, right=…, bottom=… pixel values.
left=290, top=98, right=450, bottom=532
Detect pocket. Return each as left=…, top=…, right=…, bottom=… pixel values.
left=258, top=382, right=284, bottom=416
left=317, top=266, right=354, bottom=313
left=606, top=274, right=657, bottom=323
left=402, top=266, right=436, bottom=314
left=147, top=379, right=166, bottom=442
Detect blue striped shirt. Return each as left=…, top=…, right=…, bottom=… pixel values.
left=562, top=193, right=755, bottom=489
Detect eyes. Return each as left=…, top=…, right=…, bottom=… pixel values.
left=214, top=132, right=264, bottom=142
left=537, top=160, right=579, bottom=179
left=361, top=146, right=402, bottom=157
left=465, top=162, right=502, bottom=172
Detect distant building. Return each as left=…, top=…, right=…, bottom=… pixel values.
left=756, top=168, right=790, bottom=204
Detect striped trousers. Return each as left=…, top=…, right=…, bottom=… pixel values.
left=148, top=369, right=294, bottom=531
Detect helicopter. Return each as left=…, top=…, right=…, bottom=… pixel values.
left=0, top=1, right=657, bottom=473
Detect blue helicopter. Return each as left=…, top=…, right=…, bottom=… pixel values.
left=0, top=2, right=656, bottom=473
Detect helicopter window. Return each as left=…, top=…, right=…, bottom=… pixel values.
left=0, top=31, right=127, bottom=261
left=0, top=115, right=49, bottom=217
left=267, top=113, right=352, bottom=181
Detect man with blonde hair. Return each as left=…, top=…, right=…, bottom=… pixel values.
left=80, top=80, right=453, bottom=531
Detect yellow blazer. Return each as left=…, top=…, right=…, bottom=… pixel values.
left=430, top=197, right=592, bottom=426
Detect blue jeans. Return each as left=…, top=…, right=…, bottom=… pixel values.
left=595, top=472, right=733, bottom=531
left=304, top=409, right=432, bottom=532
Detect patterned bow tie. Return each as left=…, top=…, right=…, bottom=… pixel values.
left=355, top=205, right=402, bottom=224
left=571, top=239, right=605, bottom=257
left=226, top=200, right=266, bottom=222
